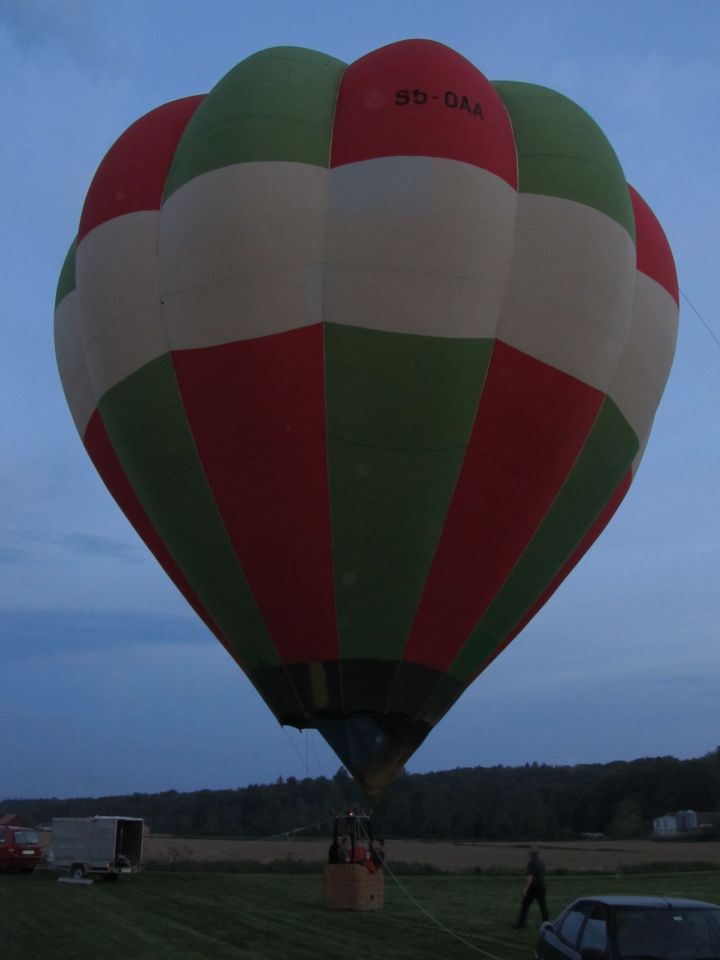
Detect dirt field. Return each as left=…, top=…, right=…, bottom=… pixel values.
left=142, top=835, right=720, bottom=873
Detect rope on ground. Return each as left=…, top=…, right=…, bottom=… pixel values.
left=356, top=823, right=506, bottom=960
left=182, top=808, right=509, bottom=958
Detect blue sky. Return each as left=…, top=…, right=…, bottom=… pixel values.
left=2, top=0, right=719, bottom=801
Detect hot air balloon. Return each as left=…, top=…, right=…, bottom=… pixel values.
left=54, top=40, right=679, bottom=797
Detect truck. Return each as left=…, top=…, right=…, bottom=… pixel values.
left=0, top=824, right=43, bottom=873
left=48, top=816, right=144, bottom=880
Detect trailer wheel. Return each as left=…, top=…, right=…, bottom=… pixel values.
left=70, top=863, right=85, bottom=879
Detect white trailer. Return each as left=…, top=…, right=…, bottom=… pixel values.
left=48, top=816, right=144, bottom=879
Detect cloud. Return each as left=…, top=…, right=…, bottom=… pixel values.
left=0, top=526, right=144, bottom=564
left=411, top=645, right=719, bottom=775
left=1, top=0, right=106, bottom=64
left=53, top=531, right=143, bottom=560
left=0, top=637, right=336, bottom=798
left=1, top=606, right=211, bottom=657
left=0, top=544, right=25, bottom=565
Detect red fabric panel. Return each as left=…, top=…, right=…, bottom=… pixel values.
left=331, top=39, right=517, bottom=187
left=78, top=96, right=204, bottom=242
left=171, top=325, right=338, bottom=664
left=82, top=409, right=237, bottom=662
left=467, top=470, right=633, bottom=682
left=629, top=185, right=679, bottom=305
left=403, top=341, right=604, bottom=671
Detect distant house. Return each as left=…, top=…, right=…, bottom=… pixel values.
left=675, top=810, right=698, bottom=832
left=653, top=809, right=718, bottom=836
left=653, top=814, right=678, bottom=835
left=696, top=811, right=720, bottom=831
left=0, top=813, right=30, bottom=828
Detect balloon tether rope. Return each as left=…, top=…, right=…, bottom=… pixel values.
left=356, top=821, right=505, bottom=959
left=681, top=288, right=720, bottom=350
left=210, top=812, right=508, bottom=958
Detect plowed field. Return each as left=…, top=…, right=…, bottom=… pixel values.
left=142, top=835, right=720, bottom=873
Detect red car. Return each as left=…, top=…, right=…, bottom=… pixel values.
left=0, top=825, right=43, bottom=873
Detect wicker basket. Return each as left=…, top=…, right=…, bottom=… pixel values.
left=322, top=863, right=385, bottom=910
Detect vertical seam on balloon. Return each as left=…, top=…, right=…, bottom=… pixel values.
left=167, top=351, right=311, bottom=721
left=465, top=467, right=633, bottom=686
left=326, top=63, right=349, bottom=717
left=390, top=340, right=507, bottom=723
left=392, top=89, right=521, bottom=714
left=382, top=234, right=519, bottom=713
left=130, top=148, right=269, bottom=675
left=384, top=159, right=520, bottom=719
left=76, top=209, right=286, bottom=696
left=60, top=255, right=95, bottom=441
left=390, top=158, right=521, bottom=715
left=157, top=163, right=246, bottom=662
left=619, top=193, right=679, bottom=480
left=431, top=179, right=639, bottom=686
left=84, top=408, right=241, bottom=667
left=155, top=190, right=250, bottom=665
left=460, top=388, right=605, bottom=667
left=379, top=336, right=498, bottom=719
left=617, top=249, right=646, bottom=484
left=158, top=83, right=327, bottom=718
left=158, top=170, right=310, bottom=717
left=424, top=95, right=660, bottom=688
left=72, top=220, right=245, bottom=676
left=448, top=393, right=638, bottom=687
left=73, top=237, right=103, bottom=438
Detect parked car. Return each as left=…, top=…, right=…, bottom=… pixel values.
left=0, top=825, right=43, bottom=873
left=535, top=894, right=720, bottom=959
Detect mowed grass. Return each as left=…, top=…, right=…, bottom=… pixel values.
left=4, top=868, right=720, bottom=960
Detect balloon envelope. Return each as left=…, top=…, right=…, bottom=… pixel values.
left=55, top=41, right=679, bottom=796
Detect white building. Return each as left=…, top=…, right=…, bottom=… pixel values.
left=653, top=809, right=701, bottom=835
left=653, top=814, right=678, bottom=835
left=675, top=810, right=698, bottom=832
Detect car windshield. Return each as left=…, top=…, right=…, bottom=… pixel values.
left=615, top=906, right=720, bottom=960
left=12, top=830, right=39, bottom=845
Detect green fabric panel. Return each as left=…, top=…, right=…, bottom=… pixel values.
left=493, top=81, right=635, bottom=242
left=449, top=397, right=639, bottom=681
left=163, top=47, right=347, bottom=200
left=55, top=238, right=77, bottom=307
left=98, top=354, right=280, bottom=670
left=325, top=324, right=493, bottom=662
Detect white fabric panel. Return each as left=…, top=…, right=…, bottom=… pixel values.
left=54, top=290, right=96, bottom=437
left=159, top=162, right=327, bottom=346
left=631, top=433, right=649, bottom=478
left=323, top=268, right=509, bottom=338
left=70, top=157, right=675, bottom=447
left=324, top=157, right=517, bottom=337
left=75, top=212, right=166, bottom=401
left=497, top=194, right=636, bottom=392
left=162, top=265, right=325, bottom=349
left=609, top=273, right=679, bottom=441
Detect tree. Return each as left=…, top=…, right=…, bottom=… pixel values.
left=608, top=798, right=643, bottom=839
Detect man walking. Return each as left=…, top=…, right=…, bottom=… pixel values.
left=514, top=848, right=549, bottom=928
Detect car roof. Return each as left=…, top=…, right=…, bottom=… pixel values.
left=573, top=895, right=719, bottom=910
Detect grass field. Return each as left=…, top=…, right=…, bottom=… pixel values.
left=4, top=868, right=720, bottom=960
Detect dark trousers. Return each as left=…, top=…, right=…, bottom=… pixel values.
left=517, top=884, right=549, bottom=926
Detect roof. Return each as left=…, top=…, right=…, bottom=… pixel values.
left=0, top=814, right=29, bottom=827
left=574, top=895, right=719, bottom=910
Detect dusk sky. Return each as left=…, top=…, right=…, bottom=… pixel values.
left=2, top=0, right=719, bottom=802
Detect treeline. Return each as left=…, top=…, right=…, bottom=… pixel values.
left=5, top=751, right=720, bottom=842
